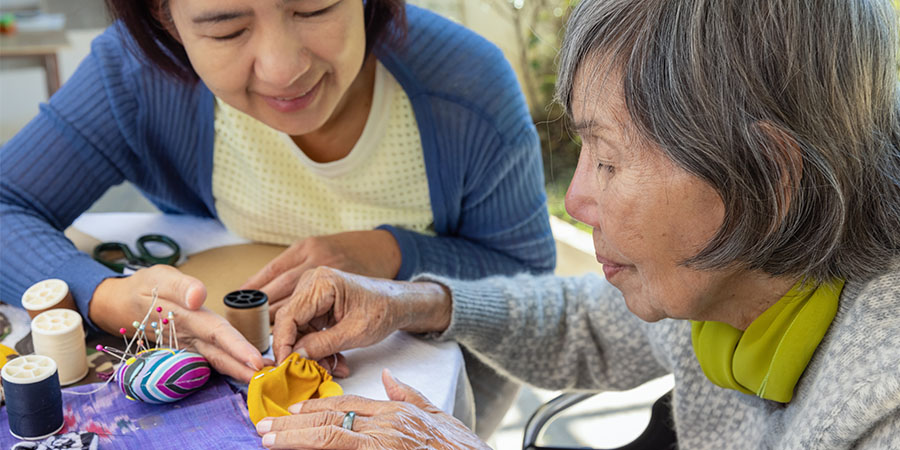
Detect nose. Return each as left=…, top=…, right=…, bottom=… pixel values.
left=254, top=28, right=311, bottom=89
left=565, top=149, right=601, bottom=226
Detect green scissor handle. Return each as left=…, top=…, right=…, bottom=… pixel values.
left=93, top=241, right=138, bottom=273
left=93, top=234, right=181, bottom=273
left=135, top=234, right=181, bottom=266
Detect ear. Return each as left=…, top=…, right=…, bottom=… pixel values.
left=151, top=0, right=183, bottom=44
left=757, top=121, right=804, bottom=227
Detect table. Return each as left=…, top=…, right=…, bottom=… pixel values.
left=0, top=30, right=69, bottom=96
left=0, top=212, right=471, bottom=447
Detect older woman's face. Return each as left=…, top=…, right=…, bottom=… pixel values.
left=565, top=68, right=746, bottom=323
left=167, top=0, right=366, bottom=136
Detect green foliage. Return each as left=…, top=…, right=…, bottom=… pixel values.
left=487, top=0, right=584, bottom=228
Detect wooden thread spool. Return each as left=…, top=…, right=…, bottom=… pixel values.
left=224, top=290, right=271, bottom=354
left=31, top=309, right=88, bottom=386
left=21, top=279, right=77, bottom=319
left=1, top=355, right=64, bottom=440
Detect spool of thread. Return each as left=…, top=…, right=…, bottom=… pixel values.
left=21, top=279, right=77, bottom=319
left=224, top=290, right=271, bottom=354
left=1, top=354, right=64, bottom=440
left=31, top=309, right=88, bottom=385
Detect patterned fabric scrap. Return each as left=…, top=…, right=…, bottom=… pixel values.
left=0, top=375, right=260, bottom=449
left=11, top=432, right=98, bottom=450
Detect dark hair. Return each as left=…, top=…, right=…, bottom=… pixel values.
left=105, top=0, right=407, bottom=82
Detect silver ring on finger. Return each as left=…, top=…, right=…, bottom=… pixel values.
left=341, top=411, right=356, bottom=431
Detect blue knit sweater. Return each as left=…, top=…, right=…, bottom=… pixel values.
left=0, top=6, right=556, bottom=327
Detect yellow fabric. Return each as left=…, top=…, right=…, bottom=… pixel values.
left=691, top=279, right=844, bottom=403
left=247, top=353, right=343, bottom=425
left=212, top=61, right=434, bottom=245
left=0, top=344, right=17, bottom=369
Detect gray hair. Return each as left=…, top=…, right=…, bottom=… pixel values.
left=556, top=0, right=900, bottom=282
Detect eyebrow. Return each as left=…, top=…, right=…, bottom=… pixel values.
left=572, top=120, right=610, bottom=135
left=191, top=0, right=307, bottom=24
left=192, top=10, right=254, bottom=24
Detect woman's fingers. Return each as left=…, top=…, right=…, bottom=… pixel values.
left=191, top=339, right=256, bottom=383
left=316, top=353, right=349, bottom=378
left=272, top=270, right=338, bottom=362
left=272, top=308, right=301, bottom=364
left=291, top=319, right=366, bottom=362
left=140, top=265, right=207, bottom=310
left=240, top=245, right=306, bottom=292
left=382, top=368, right=441, bottom=414
left=257, top=411, right=349, bottom=434
left=181, top=309, right=265, bottom=372
left=259, top=266, right=309, bottom=307
left=289, top=395, right=391, bottom=416
left=268, top=299, right=289, bottom=323
left=262, top=426, right=366, bottom=449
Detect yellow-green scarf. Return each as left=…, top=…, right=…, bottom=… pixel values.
left=691, top=279, right=844, bottom=403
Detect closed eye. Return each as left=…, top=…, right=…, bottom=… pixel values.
left=212, top=29, right=247, bottom=41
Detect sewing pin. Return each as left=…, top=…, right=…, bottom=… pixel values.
left=162, top=317, right=171, bottom=348
left=168, top=311, right=179, bottom=350
left=95, top=344, right=133, bottom=359
left=119, top=327, right=129, bottom=348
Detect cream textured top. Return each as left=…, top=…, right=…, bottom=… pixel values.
left=212, top=62, right=434, bottom=245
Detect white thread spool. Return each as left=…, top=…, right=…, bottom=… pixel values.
left=21, top=279, right=76, bottom=319
left=31, top=309, right=88, bottom=386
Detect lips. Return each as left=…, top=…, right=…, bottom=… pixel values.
left=259, top=78, right=323, bottom=113
left=595, top=254, right=629, bottom=280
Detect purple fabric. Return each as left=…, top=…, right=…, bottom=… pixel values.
left=0, top=376, right=261, bottom=449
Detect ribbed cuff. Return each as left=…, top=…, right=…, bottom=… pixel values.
left=411, top=274, right=510, bottom=348
left=378, top=225, right=419, bottom=280
left=53, top=253, right=125, bottom=332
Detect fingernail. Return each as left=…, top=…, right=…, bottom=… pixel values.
left=288, top=403, right=302, bottom=414
left=297, top=348, right=309, bottom=359
left=256, top=420, right=272, bottom=433
left=262, top=433, right=275, bottom=447
left=246, top=361, right=261, bottom=371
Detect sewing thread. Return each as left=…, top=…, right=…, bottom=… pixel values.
left=20, top=279, right=77, bottom=319
left=31, top=309, right=89, bottom=385
left=224, top=290, right=271, bottom=353
left=1, top=355, right=64, bottom=440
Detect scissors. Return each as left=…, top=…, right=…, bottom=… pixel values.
left=93, top=234, right=181, bottom=274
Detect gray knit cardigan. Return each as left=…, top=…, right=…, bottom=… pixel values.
left=423, top=262, right=900, bottom=449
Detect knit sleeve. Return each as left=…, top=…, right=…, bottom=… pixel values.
left=380, top=121, right=556, bottom=281
left=413, top=272, right=669, bottom=392
left=0, top=27, right=136, bottom=329
left=855, top=414, right=900, bottom=449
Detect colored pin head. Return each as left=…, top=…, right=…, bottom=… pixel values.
left=96, top=344, right=104, bottom=352
left=139, top=324, right=146, bottom=331
left=119, top=327, right=127, bottom=335
left=156, top=307, right=162, bottom=313
left=162, top=318, right=169, bottom=325
left=132, top=321, right=141, bottom=328
left=167, top=311, right=174, bottom=319
left=151, top=322, right=158, bottom=329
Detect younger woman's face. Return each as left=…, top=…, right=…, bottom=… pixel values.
left=167, top=0, right=366, bottom=136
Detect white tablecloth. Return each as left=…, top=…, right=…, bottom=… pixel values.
left=72, top=212, right=467, bottom=416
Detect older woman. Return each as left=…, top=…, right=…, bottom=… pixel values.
left=257, top=0, right=900, bottom=448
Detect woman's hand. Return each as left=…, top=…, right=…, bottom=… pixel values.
left=255, top=369, right=488, bottom=450
left=90, top=265, right=265, bottom=382
left=240, top=230, right=402, bottom=320
left=271, top=267, right=451, bottom=369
